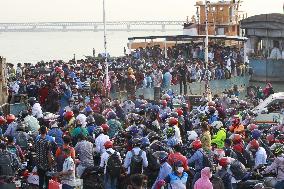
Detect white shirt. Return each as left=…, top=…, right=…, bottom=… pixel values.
left=123, top=147, right=148, bottom=174
left=255, top=147, right=267, bottom=168
left=11, top=82, right=19, bottom=94
left=173, top=125, right=182, bottom=144
left=95, top=133, right=110, bottom=154
left=61, top=156, right=76, bottom=186
left=100, top=148, right=121, bottom=174
left=32, top=103, right=43, bottom=119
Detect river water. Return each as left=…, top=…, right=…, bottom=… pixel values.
left=0, top=30, right=182, bottom=63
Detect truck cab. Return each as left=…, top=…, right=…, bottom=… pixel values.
left=252, top=92, right=284, bottom=125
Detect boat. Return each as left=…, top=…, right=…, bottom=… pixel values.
left=241, top=13, right=284, bottom=82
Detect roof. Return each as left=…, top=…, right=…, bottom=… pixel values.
left=128, top=35, right=247, bottom=42
left=241, top=13, right=284, bottom=30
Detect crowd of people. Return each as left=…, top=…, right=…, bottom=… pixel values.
left=0, top=43, right=282, bottom=189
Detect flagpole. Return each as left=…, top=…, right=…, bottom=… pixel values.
left=103, top=0, right=109, bottom=97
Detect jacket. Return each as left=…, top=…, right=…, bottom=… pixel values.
left=201, top=131, right=211, bottom=152
left=211, top=128, right=226, bottom=148
left=194, top=167, right=213, bottom=189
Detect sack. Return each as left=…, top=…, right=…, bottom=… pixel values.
left=56, top=147, right=66, bottom=172
left=210, top=175, right=225, bottom=189
left=48, top=179, right=62, bottom=189
left=27, top=173, right=39, bottom=185
left=201, top=151, right=213, bottom=169
left=0, top=152, right=13, bottom=176
left=16, top=132, right=28, bottom=149
left=130, top=150, right=143, bottom=174
left=230, top=160, right=247, bottom=180
left=106, top=151, right=121, bottom=178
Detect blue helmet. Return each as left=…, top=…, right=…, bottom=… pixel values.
left=84, top=106, right=93, bottom=113
left=106, top=111, right=117, bottom=120
left=251, top=129, right=261, bottom=140
left=129, top=126, right=139, bottom=136
left=141, top=137, right=150, bottom=147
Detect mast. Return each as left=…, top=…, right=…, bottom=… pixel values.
left=103, top=0, right=109, bottom=96
left=204, top=0, right=209, bottom=66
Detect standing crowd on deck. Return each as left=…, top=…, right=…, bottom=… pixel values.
left=0, top=44, right=282, bottom=189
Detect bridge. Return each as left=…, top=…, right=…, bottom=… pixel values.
left=0, top=21, right=185, bottom=32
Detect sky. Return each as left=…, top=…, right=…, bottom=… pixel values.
left=0, top=0, right=283, bottom=22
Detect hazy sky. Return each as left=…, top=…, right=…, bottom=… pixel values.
left=0, top=0, right=283, bottom=22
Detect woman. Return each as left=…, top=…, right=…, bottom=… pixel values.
left=194, top=167, right=213, bottom=189
left=200, top=122, right=211, bottom=153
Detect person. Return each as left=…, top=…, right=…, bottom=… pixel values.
left=14, top=122, right=30, bottom=151
left=0, top=143, right=20, bottom=177
left=178, top=62, right=188, bottom=95
left=95, top=125, right=110, bottom=155
left=262, top=143, right=284, bottom=189
left=152, top=151, right=172, bottom=189
left=100, top=140, right=122, bottom=189
left=22, top=110, right=40, bottom=137
left=211, top=121, right=226, bottom=149
left=35, top=126, right=53, bottom=189
left=168, top=144, right=189, bottom=171
left=4, top=114, right=18, bottom=137
left=230, top=115, right=244, bottom=136
left=6, top=135, right=24, bottom=162
left=57, top=148, right=76, bottom=189
left=124, top=138, right=148, bottom=175
left=48, top=120, right=64, bottom=146
left=106, top=111, right=122, bottom=139
left=164, top=161, right=188, bottom=189
left=28, top=97, right=43, bottom=119
left=200, top=122, right=211, bottom=152
left=248, top=139, right=267, bottom=168
left=127, top=174, right=148, bottom=189
left=194, top=167, right=213, bottom=189
left=215, top=158, right=232, bottom=189
left=55, top=135, right=76, bottom=172
left=74, top=133, right=94, bottom=178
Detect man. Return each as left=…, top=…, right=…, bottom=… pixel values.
left=95, top=124, right=110, bottom=155
left=124, top=138, right=148, bottom=175
left=4, top=114, right=18, bottom=137
left=178, top=62, right=188, bottom=95
left=75, top=134, right=94, bottom=177
left=215, top=157, right=233, bottom=189
left=35, top=126, right=53, bottom=189
left=48, top=120, right=64, bottom=146
left=22, top=110, right=40, bottom=137
left=100, top=140, right=122, bottom=189
left=57, top=148, right=76, bottom=189
left=127, top=174, right=148, bottom=189
left=248, top=139, right=267, bottom=168
left=6, top=135, right=24, bottom=162
left=0, top=143, right=20, bottom=177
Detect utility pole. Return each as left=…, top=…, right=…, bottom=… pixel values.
left=103, top=0, right=109, bottom=97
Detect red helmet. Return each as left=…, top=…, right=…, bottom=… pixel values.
left=247, top=124, right=258, bottom=131
left=249, top=139, right=260, bottom=150
left=104, top=140, right=113, bottom=149
left=219, top=157, right=230, bottom=167
left=101, top=124, right=110, bottom=132
left=175, top=108, right=183, bottom=116
left=232, top=115, right=240, bottom=125
left=232, top=134, right=242, bottom=144
left=266, top=134, right=275, bottom=145
left=64, top=111, right=74, bottom=121
left=0, top=116, right=6, bottom=125
left=161, top=100, right=167, bottom=107
left=6, top=114, right=15, bottom=124
left=168, top=117, right=178, bottom=126
left=191, top=140, right=202, bottom=150
left=233, top=144, right=244, bottom=153
left=229, top=125, right=235, bottom=132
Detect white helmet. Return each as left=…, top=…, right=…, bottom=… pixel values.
left=211, top=121, right=223, bottom=130
left=187, top=131, right=198, bottom=141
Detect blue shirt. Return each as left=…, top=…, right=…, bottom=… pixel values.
left=36, top=135, right=55, bottom=143
left=47, top=128, right=64, bottom=146
left=152, top=162, right=172, bottom=189
left=188, top=150, right=204, bottom=171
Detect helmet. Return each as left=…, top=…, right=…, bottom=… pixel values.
left=168, top=117, right=178, bottom=126
left=161, top=94, right=171, bottom=101
left=251, top=129, right=261, bottom=140
left=0, top=116, right=6, bottom=125
left=84, top=106, right=93, bottom=113
left=104, top=141, right=113, bottom=149
left=213, top=149, right=225, bottom=160
left=160, top=100, right=167, bottom=107
left=219, top=157, right=230, bottom=167
left=153, top=151, right=168, bottom=163
left=247, top=124, right=258, bottom=131
left=141, top=137, right=150, bottom=147
left=170, top=112, right=179, bottom=118
left=150, top=105, right=160, bottom=113
left=28, top=97, right=37, bottom=105
left=249, top=139, right=259, bottom=150
left=101, top=124, right=109, bottom=132
left=232, top=134, right=242, bottom=144
left=175, top=108, right=183, bottom=116
left=270, top=143, right=284, bottom=156
left=211, top=121, right=223, bottom=130
left=233, top=144, right=244, bottom=153
left=106, top=111, right=117, bottom=120
left=6, top=114, right=16, bottom=124
left=64, top=111, right=74, bottom=121
left=166, top=127, right=175, bottom=138
left=132, top=138, right=142, bottom=147
left=208, top=101, right=216, bottom=107
left=187, top=131, right=198, bottom=141
left=86, top=116, right=95, bottom=124
left=191, top=140, right=202, bottom=150
left=266, top=134, right=275, bottom=145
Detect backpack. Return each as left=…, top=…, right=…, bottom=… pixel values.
left=56, top=146, right=67, bottom=172
left=229, top=160, right=247, bottom=180
left=0, top=151, right=14, bottom=176
left=16, top=132, right=28, bottom=150
left=106, top=151, right=121, bottom=178
left=130, top=150, right=143, bottom=174
left=210, top=175, right=225, bottom=189
left=200, top=151, right=213, bottom=169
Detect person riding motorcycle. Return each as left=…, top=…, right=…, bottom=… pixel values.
left=229, top=115, right=244, bottom=136
left=247, top=139, right=267, bottom=168
left=211, top=121, right=226, bottom=149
